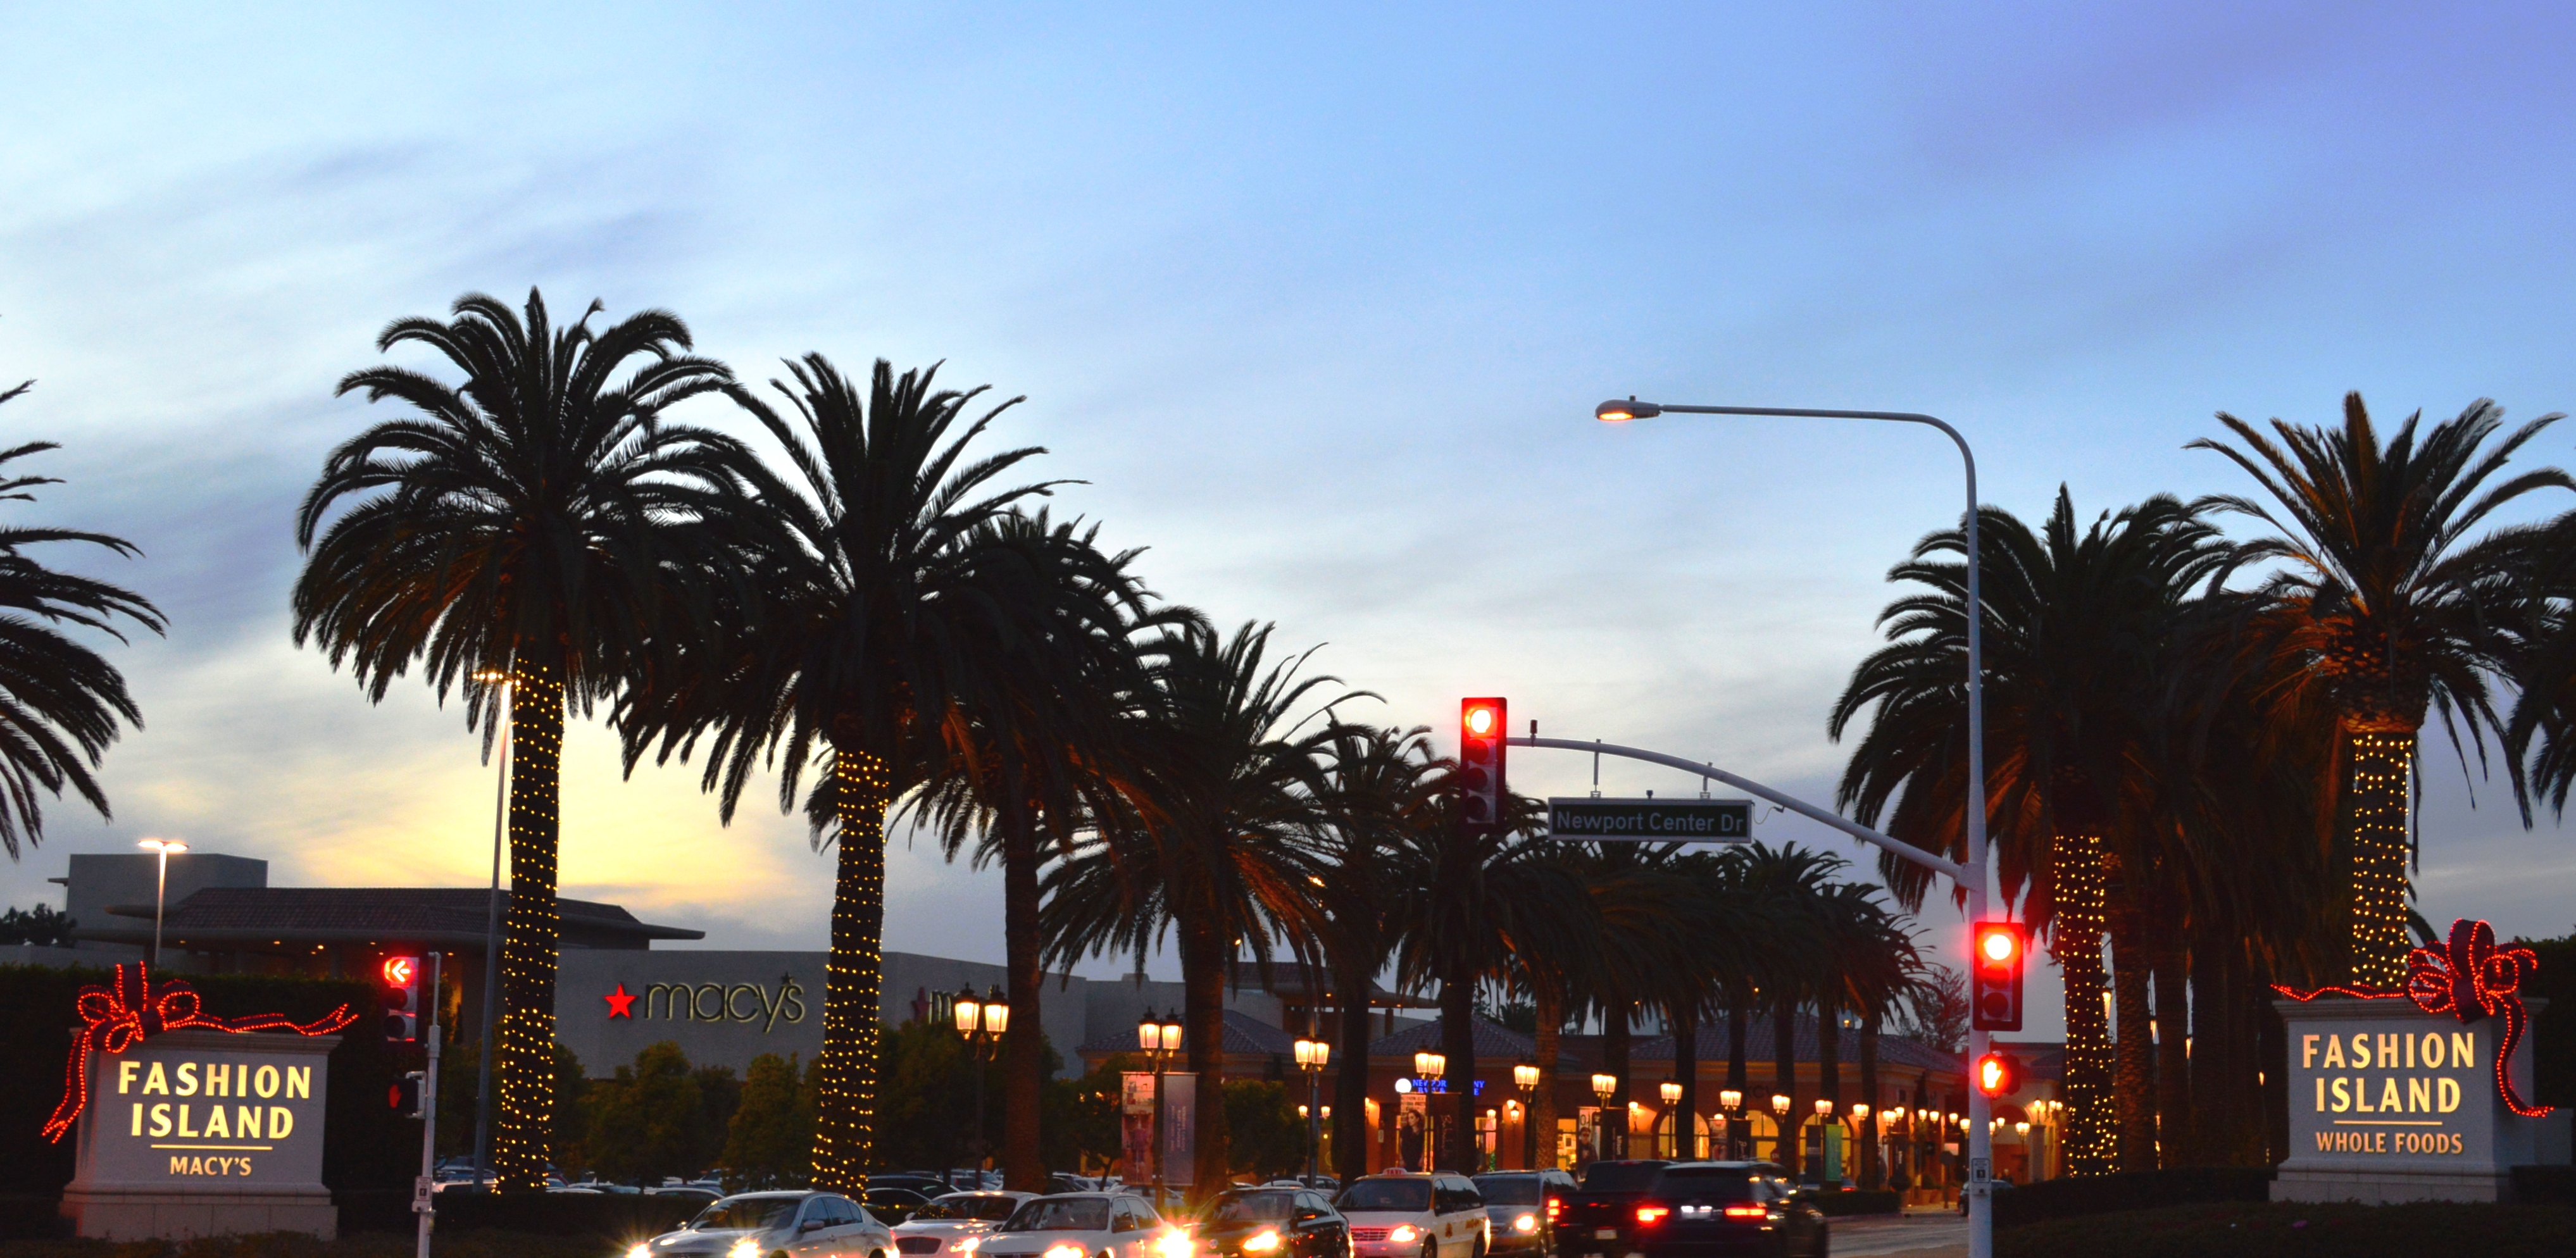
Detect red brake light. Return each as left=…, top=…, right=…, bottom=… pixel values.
left=1634, top=1206, right=1668, bottom=1225
left=1723, top=1205, right=1765, bottom=1219
left=1545, top=1199, right=1561, bottom=1221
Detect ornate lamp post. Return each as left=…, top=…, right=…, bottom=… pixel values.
left=1513, top=1062, right=1542, bottom=1169
left=1138, top=1009, right=1182, bottom=1212
left=1851, top=1104, right=1872, bottom=1187
left=1718, top=1088, right=1744, bottom=1159
left=1414, top=1052, right=1446, bottom=1169
left=1658, top=1081, right=1684, bottom=1158
left=1770, top=1095, right=1792, bottom=1165
left=1589, top=1074, right=1616, bottom=1163
left=954, top=984, right=1008, bottom=1186
left=1295, top=1035, right=1330, bottom=1185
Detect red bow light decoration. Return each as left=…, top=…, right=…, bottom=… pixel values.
left=2272, top=918, right=2554, bottom=1119
left=42, top=964, right=358, bottom=1143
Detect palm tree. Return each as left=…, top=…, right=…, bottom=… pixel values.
left=2190, top=394, right=2570, bottom=986
left=1041, top=620, right=1365, bottom=1195
left=1723, top=841, right=1843, bottom=1177
left=615, top=354, right=1091, bottom=1192
left=1812, top=880, right=1921, bottom=1185
left=1829, top=490, right=2232, bottom=1173
left=906, top=511, right=1160, bottom=1189
left=0, top=387, right=165, bottom=857
left=1311, top=725, right=1441, bottom=1182
left=294, top=290, right=741, bottom=1188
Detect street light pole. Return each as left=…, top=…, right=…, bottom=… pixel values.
left=135, top=838, right=187, bottom=969
left=1140, top=1010, right=1181, bottom=1214
left=1596, top=397, right=1991, bottom=1258
left=1512, top=1062, right=1541, bottom=1169
left=956, top=984, right=1008, bottom=1188
left=470, top=667, right=513, bottom=1188
left=1294, top=1035, right=1329, bottom=1185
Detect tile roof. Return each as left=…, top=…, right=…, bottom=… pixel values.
left=1077, top=1009, right=1303, bottom=1058
left=1367, top=1016, right=1535, bottom=1059
left=82, top=887, right=701, bottom=946
left=1224, top=961, right=1440, bottom=1008
left=1623, top=1011, right=1961, bottom=1074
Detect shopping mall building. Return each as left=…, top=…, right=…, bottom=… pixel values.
left=22, top=849, right=2011, bottom=1186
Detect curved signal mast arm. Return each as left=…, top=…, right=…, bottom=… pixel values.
left=1508, top=735, right=1967, bottom=883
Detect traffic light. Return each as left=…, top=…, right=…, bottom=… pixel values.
left=390, top=1071, right=425, bottom=1118
left=1970, top=921, right=2025, bottom=1031
left=1458, top=697, right=1508, bottom=834
left=1975, top=1051, right=2020, bottom=1098
left=381, top=955, right=421, bottom=1043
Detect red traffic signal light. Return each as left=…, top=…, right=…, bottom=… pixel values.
left=381, top=954, right=422, bottom=1043
left=1458, top=698, right=1508, bottom=834
left=1970, top=921, right=2025, bottom=1031
left=1975, top=1051, right=2020, bottom=1097
left=390, top=1071, right=425, bottom=1118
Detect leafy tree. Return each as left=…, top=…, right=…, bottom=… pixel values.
left=294, top=290, right=744, bottom=1188
left=724, top=1053, right=813, bottom=1188
left=1043, top=1054, right=1129, bottom=1174
left=1222, top=1080, right=1306, bottom=1182
left=0, top=904, right=76, bottom=945
left=580, top=1042, right=734, bottom=1184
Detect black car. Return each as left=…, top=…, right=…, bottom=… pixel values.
left=1553, top=1161, right=1668, bottom=1257
left=1194, top=1187, right=1351, bottom=1258
left=1613, top=1163, right=1823, bottom=1258
left=1470, top=1171, right=1577, bottom=1258
left=868, top=1186, right=936, bottom=1225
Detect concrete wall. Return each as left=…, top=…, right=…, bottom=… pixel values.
left=59, top=852, right=268, bottom=937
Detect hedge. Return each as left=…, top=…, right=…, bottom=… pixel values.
left=1992, top=1166, right=2274, bottom=1228
left=340, top=1191, right=700, bottom=1241
left=1808, top=1190, right=1899, bottom=1216
left=1996, top=1200, right=2576, bottom=1258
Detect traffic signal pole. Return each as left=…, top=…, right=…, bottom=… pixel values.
left=417, top=952, right=442, bottom=1258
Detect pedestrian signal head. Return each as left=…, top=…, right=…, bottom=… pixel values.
left=1975, top=1051, right=2019, bottom=1097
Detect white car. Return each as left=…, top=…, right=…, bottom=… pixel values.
left=894, top=1192, right=1039, bottom=1257
left=972, top=1193, right=1175, bottom=1258
left=1336, top=1174, right=1489, bottom=1258
left=632, top=1190, right=895, bottom=1258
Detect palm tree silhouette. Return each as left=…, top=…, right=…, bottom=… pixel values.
left=1311, top=725, right=1440, bottom=1181
left=294, top=289, right=741, bottom=1188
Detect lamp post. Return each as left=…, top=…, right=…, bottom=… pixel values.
left=468, top=666, right=512, bottom=1188
left=955, top=984, right=1008, bottom=1188
left=1658, top=1081, right=1684, bottom=1158
left=1595, top=396, right=1992, bottom=1257
left=1295, top=1036, right=1329, bottom=1185
left=1770, top=1095, right=1792, bottom=1166
left=1851, top=1104, right=1872, bottom=1188
left=1513, top=1062, right=1542, bottom=1169
left=1589, top=1073, right=1615, bottom=1164
left=135, top=838, right=187, bottom=969
left=1718, top=1089, right=1744, bottom=1159
left=1414, top=1052, right=1446, bottom=1169
left=1139, top=1009, right=1182, bottom=1213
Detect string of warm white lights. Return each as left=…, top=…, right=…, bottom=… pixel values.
left=493, top=662, right=565, bottom=1191
left=2349, top=731, right=2413, bottom=990
left=813, top=747, right=891, bottom=1193
left=2052, top=832, right=2115, bottom=1175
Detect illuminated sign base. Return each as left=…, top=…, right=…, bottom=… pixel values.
left=2272, top=996, right=2570, bottom=1204
left=58, top=1030, right=339, bottom=1240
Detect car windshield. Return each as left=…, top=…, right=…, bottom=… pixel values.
left=1337, top=1181, right=1430, bottom=1213
left=1580, top=1164, right=1666, bottom=1192
left=694, top=1197, right=800, bottom=1231
left=1003, top=1200, right=1110, bottom=1232
left=1471, top=1177, right=1542, bottom=1205
left=915, top=1195, right=1023, bottom=1222
left=1652, top=1169, right=1754, bottom=1202
left=1205, top=1193, right=1296, bottom=1224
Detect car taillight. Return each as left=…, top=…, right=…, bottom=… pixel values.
left=1723, top=1205, right=1766, bottom=1219
left=1634, top=1206, right=1668, bottom=1225
left=1545, top=1198, right=1560, bottom=1222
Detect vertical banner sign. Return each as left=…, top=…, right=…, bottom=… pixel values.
left=1161, top=1073, right=1197, bottom=1187
left=1120, top=1074, right=1156, bottom=1182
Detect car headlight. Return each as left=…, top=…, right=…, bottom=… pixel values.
left=1156, top=1230, right=1195, bottom=1258
left=1044, top=1243, right=1085, bottom=1258
left=1512, top=1215, right=1538, bottom=1234
left=1243, top=1231, right=1281, bottom=1253
left=628, top=1246, right=653, bottom=1258
left=959, top=1240, right=982, bottom=1254
left=1387, top=1225, right=1419, bottom=1244
left=729, top=1239, right=761, bottom=1258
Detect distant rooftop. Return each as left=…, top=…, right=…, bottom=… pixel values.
left=83, top=887, right=702, bottom=950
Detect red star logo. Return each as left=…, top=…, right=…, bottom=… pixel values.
left=604, top=983, right=636, bottom=1018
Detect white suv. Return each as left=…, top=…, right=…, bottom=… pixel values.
left=1337, top=1174, right=1487, bottom=1258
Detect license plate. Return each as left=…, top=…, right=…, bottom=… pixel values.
left=1594, top=1230, right=1617, bottom=1240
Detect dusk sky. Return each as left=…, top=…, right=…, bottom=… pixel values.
left=8, top=3, right=2576, bottom=1042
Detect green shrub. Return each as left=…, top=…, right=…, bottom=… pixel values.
left=1992, top=1166, right=2273, bottom=1228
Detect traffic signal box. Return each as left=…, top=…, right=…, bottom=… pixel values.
left=1458, top=698, right=1508, bottom=834
left=1975, top=1051, right=2020, bottom=1097
left=1970, top=921, right=2025, bottom=1031
left=390, top=1072, right=425, bottom=1118
left=381, top=955, right=422, bottom=1043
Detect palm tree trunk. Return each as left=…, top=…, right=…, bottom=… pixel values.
left=1857, top=1014, right=1881, bottom=1189
left=1726, top=992, right=1749, bottom=1159
left=1532, top=981, right=1563, bottom=1170
left=2053, top=834, right=2114, bottom=1176
left=1772, top=993, right=1800, bottom=1178
left=1334, top=938, right=1377, bottom=1182
left=2108, top=891, right=2156, bottom=1173
left=2188, top=938, right=2233, bottom=1166
left=492, top=656, right=564, bottom=1193
left=1001, top=808, right=1044, bottom=1191
left=1443, top=964, right=1478, bottom=1172
left=1671, top=1004, right=1699, bottom=1158
left=812, top=745, right=891, bottom=1193
left=1818, top=1005, right=1841, bottom=1182
left=1604, top=1003, right=1632, bottom=1159
left=1181, top=918, right=1230, bottom=1202
left=2151, top=935, right=2191, bottom=1166
left=2343, top=725, right=2416, bottom=988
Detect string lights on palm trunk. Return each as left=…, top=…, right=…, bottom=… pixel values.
left=813, top=746, right=891, bottom=1193
left=2348, top=730, right=2414, bottom=990
left=493, top=661, right=565, bottom=1192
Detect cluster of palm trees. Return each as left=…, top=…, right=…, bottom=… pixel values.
left=1829, top=393, right=2576, bottom=1172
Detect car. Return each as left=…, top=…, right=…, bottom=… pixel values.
left=972, top=1192, right=1172, bottom=1258
left=1335, top=1173, right=1489, bottom=1258
left=1470, top=1171, right=1577, bottom=1258
left=654, top=1186, right=727, bottom=1206
left=629, top=1190, right=897, bottom=1258
left=1594, top=1162, right=1825, bottom=1258
left=868, top=1187, right=937, bottom=1226
left=1548, top=1161, right=1668, bottom=1257
left=892, top=1191, right=1040, bottom=1256
left=1189, top=1186, right=1349, bottom=1258
left=879, top=1174, right=966, bottom=1197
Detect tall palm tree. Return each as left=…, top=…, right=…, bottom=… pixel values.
left=906, top=511, right=1160, bottom=1189
left=1829, top=490, right=2232, bottom=1173
left=616, top=354, right=1091, bottom=1192
left=0, top=391, right=165, bottom=857
left=2190, top=394, right=2570, bottom=986
left=294, top=290, right=741, bottom=1188
left=1812, top=880, right=1920, bottom=1185
left=1042, top=620, right=1365, bottom=1195
left=1723, top=842, right=1843, bottom=1177
left=1311, top=725, right=1440, bottom=1182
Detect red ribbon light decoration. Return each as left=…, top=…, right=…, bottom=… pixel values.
left=42, top=964, right=358, bottom=1143
left=2272, top=918, right=2554, bottom=1119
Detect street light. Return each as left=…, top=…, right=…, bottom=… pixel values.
left=135, top=838, right=187, bottom=968
left=1657, top=1080, right=1684, bottom=1159
left=1513, top=1062, right=1542, bottom=1169
left=1595, top=394, right=1993, bottom=1258
left=1717, top=1088, right=1744, bottom=1159
left=1138, top=1009, right=1181, bottom=1211
left=1589, top=1074, right=1616, bottom=1163
left=1294, top=1036, right=1329, bottom=1185
left=955, top=984, right=1006, bottom=1187
left=1416, top=1051, right=1446, bottom=1082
